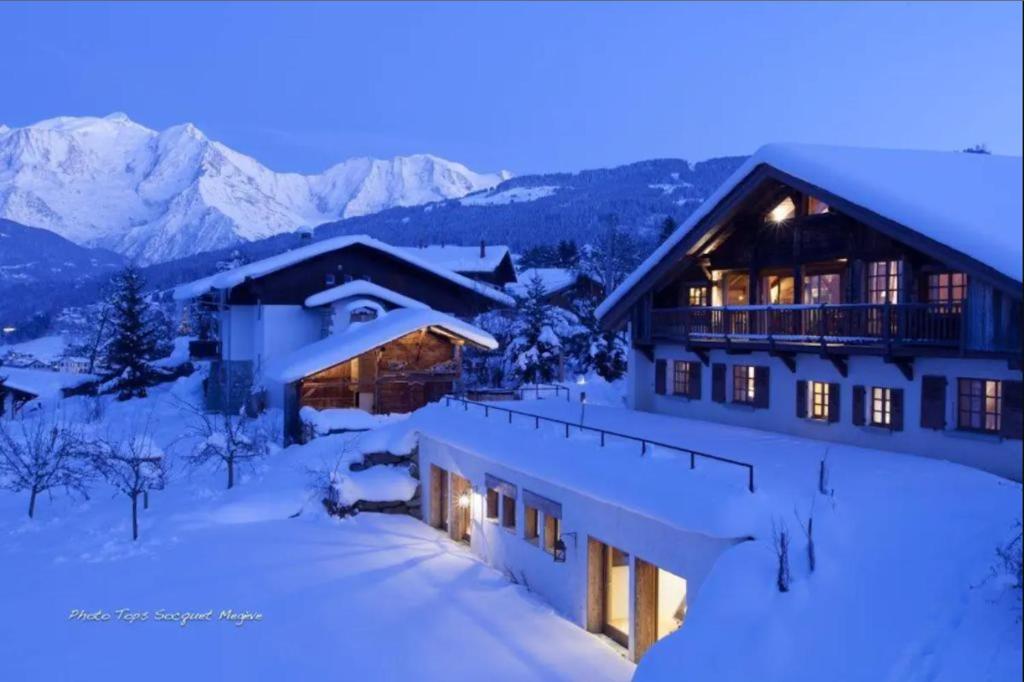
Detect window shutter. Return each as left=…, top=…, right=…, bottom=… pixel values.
left=754, top=366, right=770, bottom=408
left=920, top=375, right=947, bottom=430
left=1000, top=380, right=1022, bottom=440
left=852, top=385, right=866, bottom=426
left=654, top=359, right=666, bottom=395
left=827, top=383, right=841, bottom=422
left=688, top=362, right=702, bottom=400
left=796, top=380, right=808, bottom=418
left=712, top=363, right=726, bottom=403
left=891, top=388, right=905, bottom=432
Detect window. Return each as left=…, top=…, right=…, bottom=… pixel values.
left=485, top=488, right=499, bottom=520
left=524, top=505, right=539, bottom=543
left=501, top=495, right=517, bottom=531
left=724, top=273, right=749, bottom=305
left=733, top=365, right=756, bottom=404
left=325, top=273, right=336, bottom=287
left=673, top=362, right=693, bottom=396
left=807, top=196, right=829, bottom=215
left=767, top=196, right=796, bottom=223
left=803, top=273, right=841, bottom=304
left=867, top=260, right=902, bottom=304
left=810, top=381, right=831, bottom=421
left=687, top=286, right=708, bottom=306
left=927, top=273, right=967, bottom=306
left=762, top=275, right=795, bottom=304
left=543, top=515, right=561, bottom=555
left=871, top=387, right=892, bottom=427
left=957, top=379, right=1002, bottom=433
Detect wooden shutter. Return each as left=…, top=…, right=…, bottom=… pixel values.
left=852, top=386, right=866, bottom=426
left=1000, top=380, right=1023, bottom=440
left=754, top=366, right=770, bottom=408
left=827, top=383, right=841, bottom=423
left=891, top=388, right=905, bottom=432
left=712, top=363, right=726, bottom=403
left=687, top=362, right=702, bottom=400
left=654, top=359, right=666, bottom=395
left=796, top=380, right=808, bottom=418
left=920, top=375, right=947, bottom=430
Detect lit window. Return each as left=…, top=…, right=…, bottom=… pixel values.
left=810, top=381, right=831, bottom=420
left=871, top=387, right=892, bottom=427
left=957, top=379, right=1002, bottom=433
left=803, top=273, right=841, bottom=304
left=762, top=275, right=795, bottom=304
left=807, top=196, right=829, bottom=215
left=524, top=506, right=539, bottom=543
left=732, top=365, right=756, bottom=404
left=927, top=273, right=967, bottom=307
left=867, top=260, right=902, bottom=304
left=687, top=287, right=708, bottom=306
left=768, top=197, right=796, bottom=223
left=673, top=362, right=692, bottom=396
left=543, top=515, right=561, bottom=555
left=725, top=273, right=749, bottom=305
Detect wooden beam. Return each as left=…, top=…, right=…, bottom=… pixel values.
left=822, top=353, right=849, bottom=378
left=633, top=557, right=658, bottom=663
left=770, top=349, right=798, bottom=373
left=586, top=538, right=604, bottom=633
left=884, top=356, right=914, bottom=381
left=687, top=347, right=710, bottom=367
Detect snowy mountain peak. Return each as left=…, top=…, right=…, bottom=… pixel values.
left=0, top=114, right=509, bottom=263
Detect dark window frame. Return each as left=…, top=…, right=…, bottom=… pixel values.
left=687, top=286, right=708, bottom=307
left=501, top=495, right=517, bottom=531
left=809, top=381, right=831, bottom=421
left=957, top=378, right=1002, bottom=434
left=870, top=387, right=892, bottom=427
left=732, top=365, right=757, bottom=405
left=927, top=272, right=967, bottom=306
left=673, top=361, right=692, bottom=396
left=524, top=505, right=539, bottom=543
left=867, top=260, right=902, bottom=304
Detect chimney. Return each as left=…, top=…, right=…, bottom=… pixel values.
left=480, top=239, right=486, bottom=259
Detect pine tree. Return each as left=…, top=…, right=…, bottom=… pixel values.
left=105, top=266, right=159, bottom=400
left=659, top=216, right=679, bottom=243
left=508, top=274, right=563, bottom=385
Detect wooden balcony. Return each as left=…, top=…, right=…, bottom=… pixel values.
left=650, top=303, right=966, bottom=354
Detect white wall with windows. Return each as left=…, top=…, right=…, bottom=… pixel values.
left=631, top=346, right=1022, bottom=481
left=417, top=433, right=736, bottom=661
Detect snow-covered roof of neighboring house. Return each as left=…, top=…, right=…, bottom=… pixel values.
left=398, top=244, right=511, bottom=274
left=506, top=268, right=584, bottom=298
left=597, top=144, right=1023, bottom=321
left=172, top=235, right=514, bottom=306
left=0, top=366, right=99, bottom=399
left=304, top=280, right=431, bottom=310
left=266, top=308, right=498, bottom=384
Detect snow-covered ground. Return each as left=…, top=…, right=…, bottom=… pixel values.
left=0, top=376, right=634, bottom=682
left=0, top=334, right=66, bottom=364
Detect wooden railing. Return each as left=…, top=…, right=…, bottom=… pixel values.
left=652, top=303, right=965, bottom=349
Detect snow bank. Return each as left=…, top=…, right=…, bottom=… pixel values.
left=0, top=334, right=67, bottom=363
left=460, top=185, right=559, bottom=207
left=506, top=268, right=578, bottom=298
left=334, top=467, right=419, bottom=506
left=300, top=406, right=408, bottom=435
left=399, top=243, right=511, bottom=273
left=304, top=280, right=431, bottom=310
left=0, top=365, right=98, bottom=399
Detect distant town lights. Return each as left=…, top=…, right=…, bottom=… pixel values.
left=2, top=326, right=15, bottom=334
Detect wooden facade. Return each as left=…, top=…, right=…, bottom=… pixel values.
left=297, top=329, right=462, bottom=416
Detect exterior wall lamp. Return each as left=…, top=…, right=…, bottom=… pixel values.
left=553, top=532, right=577, bottom=563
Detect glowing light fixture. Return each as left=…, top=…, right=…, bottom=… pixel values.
left=457, top=493, right=471, bottom=509
left=576, top=375, right=587, bottom=385
left=768, top=197, right=796, bottom=224
left=1, top=326, right=14, bottom=334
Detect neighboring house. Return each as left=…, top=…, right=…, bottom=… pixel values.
left=597, top=144, right=1023, bottom=481
left=58, top=356, right=92, bottom=374
left=173, top=235, right=509, bottom=438
left=0, top=366, right=99, bottom=417
left=400, top=242, right=518, bottom=287
left=508, top=268, right=605, bottom=308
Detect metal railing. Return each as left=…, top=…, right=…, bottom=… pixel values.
left=461, top=384, right=571, bottom=402
left=443, top=395, right=756, bottom=493
left=652, top=302, right=965, bottom=349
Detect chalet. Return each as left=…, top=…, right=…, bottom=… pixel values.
left=173, top=235, right=509, bottom=438
left=0, top=366, right=99, bottom=417
left=400, top=242, right=518, bottom=287
left=507, top=268, right=606, bottom=308
left=597, top=144, right=1023, bottom=480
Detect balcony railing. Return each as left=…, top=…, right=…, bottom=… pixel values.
left=188, top=339, right=222, bottom=359
left=651, top=303, right=964, bottom=350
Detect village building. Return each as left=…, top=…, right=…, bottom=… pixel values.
left=0, top=366, right=98, bottom=417
left=597, top=144, right=1023, bottom=481
left=173, top=235, right=510, bottom=440
left=400, top=242, right=518, bottom=287
left=507, top=267, right=605, bottom=308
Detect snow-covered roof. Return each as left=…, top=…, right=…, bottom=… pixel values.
left=304, top=280, right=431, bottom=310
left=398, top=244, right=511, bottom=274
left=506, top=268, right=580, bottom=298
left=173, top=235, right=514, bottom=306
left=0, top=366, right=99, bottom=398
left=266, top=308, right=498, bottom=383
left=597, top=144, right=1023, bottom=321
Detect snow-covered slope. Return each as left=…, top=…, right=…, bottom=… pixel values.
left=0, top=114, right=508, bottom=263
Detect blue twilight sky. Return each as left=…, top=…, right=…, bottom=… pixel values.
left=1, top=1, right=1021, bottom=175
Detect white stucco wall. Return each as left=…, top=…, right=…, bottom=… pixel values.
left=219, top=305, right=257, bottom=362
left=418, top=434, right=739, bottom=659
left=630, top=346, right=1023, bottom=481
left=254, top=305, right=323, bottom=382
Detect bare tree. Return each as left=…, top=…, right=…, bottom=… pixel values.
left=773, top=518, right=791, bottom=593
left=0, top=413, right=91, bottom=518
left=92, top=428, right=166, bottom=541
left=181, top=401, right=269, bottom=489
